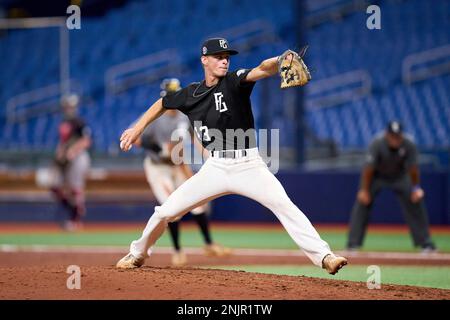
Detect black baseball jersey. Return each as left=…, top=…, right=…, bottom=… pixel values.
left=162, top=69, right=256, bottom=151
left=58, top=117, right=91, bottom=145
left=366, top=133, right=418, bottom=179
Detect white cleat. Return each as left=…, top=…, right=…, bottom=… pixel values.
left=171, top=251, right=187, bottom=267
left=116, top=252, right=145, bottom=269
left=322, top=253, right=348, bottom=275
left=204, top=243, right=232, bottom=257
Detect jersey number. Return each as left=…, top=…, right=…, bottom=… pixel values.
left=194, top=126, right=211, bottom=141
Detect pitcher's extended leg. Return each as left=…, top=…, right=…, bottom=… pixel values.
left=230, top=160, right=332, bottom=267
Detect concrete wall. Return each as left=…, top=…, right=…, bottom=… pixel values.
left=0, top=170, right=448, bottom=225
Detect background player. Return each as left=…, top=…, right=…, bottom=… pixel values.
left=347, top=121, right=437, bottom=253
left=49, top=94, right=91, bottom=231
left=134, top=78, right=231, bottom=266
left=117, top=37, right=348, bottom=275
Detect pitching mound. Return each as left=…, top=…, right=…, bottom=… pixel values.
left=0, top=251, right=449, bottom=300
left=0, top=264, right=448, bottom=300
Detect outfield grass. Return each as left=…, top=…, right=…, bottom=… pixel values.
left=196, top=229, right=450, bottom=252
left=0, top=228, right=448, bottom=252
left=207, top=265, right=450, bottom=290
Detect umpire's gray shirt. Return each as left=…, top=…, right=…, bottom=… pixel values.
left=365, top=133, right=418, bottom=180
left=140, top=113, right=190, bottom=162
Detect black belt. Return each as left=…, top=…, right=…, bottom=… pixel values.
left=212, top=150, right=248, bottom=159
left=149, top=156, right=173, bottom=165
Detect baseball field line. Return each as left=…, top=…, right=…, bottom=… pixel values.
left=1, top=244, right=449, bottom=261
left=0, top=222, right=449, bottom=233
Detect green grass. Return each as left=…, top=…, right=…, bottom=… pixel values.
left=208, top=230, right=450, bottom=252
left=206, top=265, right=450, bottom=290
left=0, top=228, right=449, bottom=252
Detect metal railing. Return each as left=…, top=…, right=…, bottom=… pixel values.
left=306, top=69, right=372, bottom=109
left=103, top=19, right=281, bottom=98
left=104, top=48, right=182, bottom=97
left=402, top=44, right=450, bottom=85
left=103, top=19, right=282, bottom=100
left=6, top=81, right=82, bottom=123
left=305, top=0, right=370, bottom=28
left=206, top=19, right=280, bottom=51
left=0, top=17, right=71, bottom=97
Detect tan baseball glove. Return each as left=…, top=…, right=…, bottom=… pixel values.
left=277, top=46, right=311, bottom=89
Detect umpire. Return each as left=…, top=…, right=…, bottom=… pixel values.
left=347, top=121, right=436, bottom=252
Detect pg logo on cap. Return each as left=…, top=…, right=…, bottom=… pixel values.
left=202, top=46, right=208, bottom=55
left=219, top=39, right=228, bottom=49
left=391, top=122, right=400, bottom=132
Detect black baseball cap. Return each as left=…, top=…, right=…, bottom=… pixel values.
left=201, top=38, right=239, bottom=56
left=386, top=121, right=403, bottom=135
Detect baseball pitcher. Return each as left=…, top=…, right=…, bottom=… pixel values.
left=117, top=38, right=347, bottom=275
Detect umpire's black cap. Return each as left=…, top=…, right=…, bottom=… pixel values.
left=386, top=121, right=403, bottom=135
left=201, top=38, right=239, bottom=56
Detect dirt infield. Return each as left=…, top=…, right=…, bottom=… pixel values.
left=0, top=251, right=449, bottom=300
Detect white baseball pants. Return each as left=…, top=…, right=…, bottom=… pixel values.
left=143, top=157, right=207, bottom=215
left=52, top=151, right=90, bottom=189
left=130, top=148, right=332, bottom=267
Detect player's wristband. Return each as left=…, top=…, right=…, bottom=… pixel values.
left=412, top=185, right=421, bottom=192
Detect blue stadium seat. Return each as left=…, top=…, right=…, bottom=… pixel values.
left=0, top=0, right=448, bottom=152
